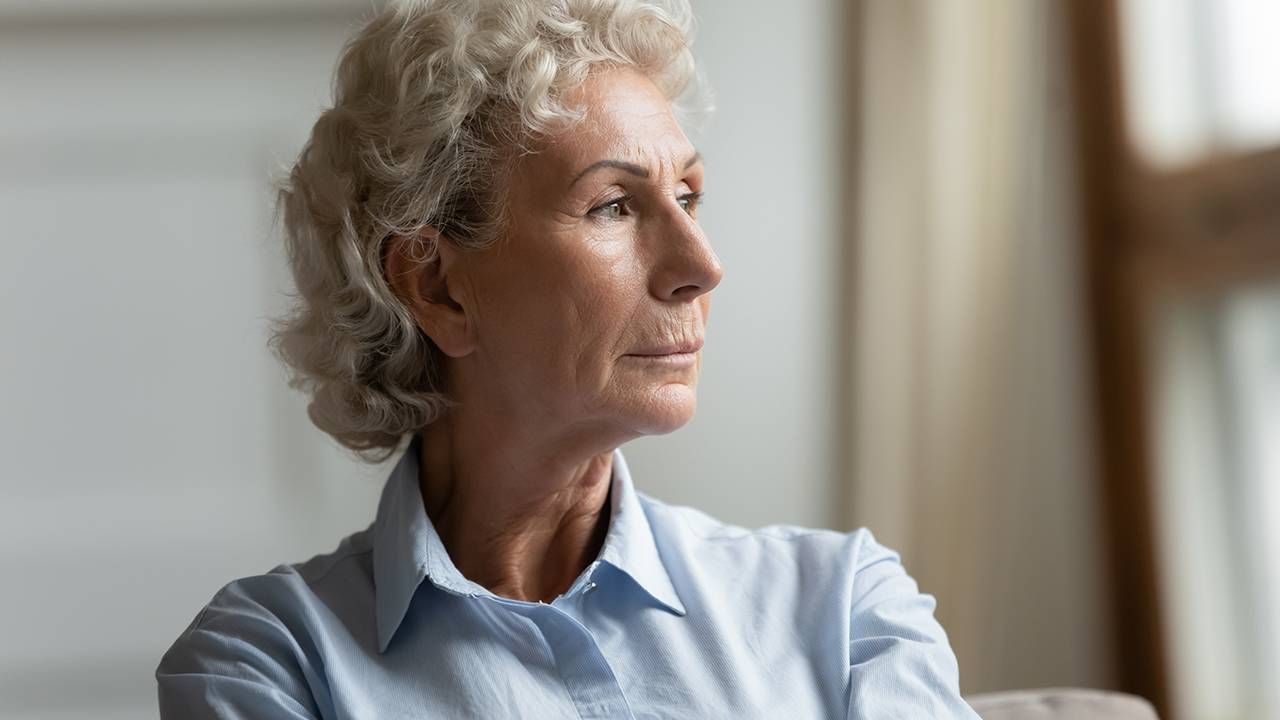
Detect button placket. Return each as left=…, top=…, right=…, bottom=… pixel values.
left=472, top=567, right=628, bottom=718
left=482, top=597, right=630, bottom=720
left=534, top=605, right=632, bottom=720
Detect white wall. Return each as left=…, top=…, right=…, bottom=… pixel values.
left=0, top=1, right=842, bottom=717
left=0, top=9, right=385, bottom=719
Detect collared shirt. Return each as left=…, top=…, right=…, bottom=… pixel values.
left=156, top=436, right=979, bottom=719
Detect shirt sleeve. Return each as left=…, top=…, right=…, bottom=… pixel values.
left=155, top=581, right=322, bottom=720
left=846, top=529, right=981, bottom=719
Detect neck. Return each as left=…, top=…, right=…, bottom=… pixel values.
left=415, top=410, right=620, bottom=603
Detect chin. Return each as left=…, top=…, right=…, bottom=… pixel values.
left=628, top=383, right=698, bottom=435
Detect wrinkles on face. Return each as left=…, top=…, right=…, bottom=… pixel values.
left=450, top=66, right=718, bottom=442
left=409, top=67, right=721, bottom=605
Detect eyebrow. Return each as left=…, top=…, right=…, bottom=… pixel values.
left=569, top=151, right=702, bottom=188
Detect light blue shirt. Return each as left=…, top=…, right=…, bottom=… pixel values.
left=156, top=436, right=979, bottom=718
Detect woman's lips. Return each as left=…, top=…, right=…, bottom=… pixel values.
left=628, top=338, right=704, bottom=356
left=623, top=351, right=698, bottom=366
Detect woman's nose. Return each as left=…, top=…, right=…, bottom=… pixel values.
left=652, top=207, right=723, bottom=303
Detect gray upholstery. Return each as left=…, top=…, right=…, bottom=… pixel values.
left=964, top=688, right=1159, bottom=720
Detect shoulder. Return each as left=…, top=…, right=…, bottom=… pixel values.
left=638, top=494, right=934, bottom=617
left=638, top=498, right=975, bottom=716
left=185, top=525, right=375, bottom=632
left=637, top=492, right=892, bottom=587
left=154, top=527, right=375, bottom=718
left=640, top=491, right=875, bottom=554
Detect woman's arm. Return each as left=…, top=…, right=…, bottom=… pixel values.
left=846, top=529, right=981, bottom=719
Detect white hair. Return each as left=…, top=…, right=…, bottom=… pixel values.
left=271, top=0, right=710, bottom=462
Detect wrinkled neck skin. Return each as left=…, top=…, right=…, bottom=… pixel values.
left=416, top=404, right=631, bottom=604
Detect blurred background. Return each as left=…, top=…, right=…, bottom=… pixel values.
left=0, top=0, right=1277, bottom=718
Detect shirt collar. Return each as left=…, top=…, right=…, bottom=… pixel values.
left=372, top=435, right=687, bottom=653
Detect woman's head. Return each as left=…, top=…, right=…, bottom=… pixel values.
left=273, top=0, right=719, bottom=462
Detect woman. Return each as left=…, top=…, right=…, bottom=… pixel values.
left=156, top=0, right=979, bottom=717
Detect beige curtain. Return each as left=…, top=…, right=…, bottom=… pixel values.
left=848, top=0, right=1115, bottom=694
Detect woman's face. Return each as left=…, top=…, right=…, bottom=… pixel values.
left=447, top=66, right=722, bottom=441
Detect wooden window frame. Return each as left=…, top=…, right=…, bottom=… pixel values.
left=1067, top=3, right=1280, bottom=718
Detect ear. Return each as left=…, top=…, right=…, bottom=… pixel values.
left=382, top=227, right=476, bottom=358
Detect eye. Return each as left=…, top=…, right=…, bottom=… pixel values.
left=588, top=194, right=633, bottom=220
left=678, top=190, right=705, bottom=216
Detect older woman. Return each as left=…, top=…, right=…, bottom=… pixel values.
left=155, top=0, right=978, bottom=717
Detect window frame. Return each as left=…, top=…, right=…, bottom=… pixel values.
left=1067, top=3, right=1280, bottom=718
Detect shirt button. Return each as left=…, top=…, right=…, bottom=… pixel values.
left=582, top=581, right=598, bottom=595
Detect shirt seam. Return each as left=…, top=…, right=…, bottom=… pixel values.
left=187, top=604, right=213, bottom=634
left=641, top=494, right=850, bottom=544
left=295, top=546, right=374, bottom=588
left=697, top=528, right=844, bottom=542
left=668, top=508, right=849, bottom=544
left=182, top=583, right=232, bottom=636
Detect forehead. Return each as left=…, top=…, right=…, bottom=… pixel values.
left=521, top=67, right=696, bottom=180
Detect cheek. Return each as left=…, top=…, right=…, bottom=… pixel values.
left=494, top=252, right=636, bottom=380
left=554, top=255, right=652, bottom=395
left=479, top=224, right=648, bottom=387
left=467, top=253, right=572, bottom=374
left=570, top=262, right=643, bottom=367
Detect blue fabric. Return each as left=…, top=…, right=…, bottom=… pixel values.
left=156, top=436, right=979, bottom=718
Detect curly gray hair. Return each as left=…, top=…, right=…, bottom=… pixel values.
left=270, top=0, right=708, bottom=462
